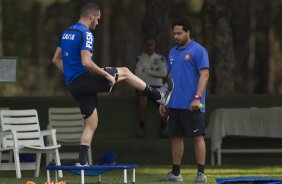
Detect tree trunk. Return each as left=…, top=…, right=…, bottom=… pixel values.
left=0, top=0, right=3, bottom=55
left=254, top=1, right=271, bottom=93
left=202, top=0, right=217, bottom=94
left=32, top=1, right=45, bottom=65
left=110, top=1, right=125, bottom=67
left=268, top=25, right=276, bottom=93
left=230, top=0, right=256, bottom=93
left=202, top=0, right=237, bottom=94
left=32, top=1, right=46, bottom=95
left=246, top=0, right=256, bottom=93
left=142, top=0, right=169, bottom=55
left=101, top=0, right=111, bottom=67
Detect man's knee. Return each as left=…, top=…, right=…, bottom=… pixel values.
left=171, top=137, right=183, bottom=144
left=85, top=110, right=98, bottom=130
left=85, top=120, right=98, bottom=132
left=118, top=67, right=131, bottom=76
left=193, top=135, right=205, bottom=144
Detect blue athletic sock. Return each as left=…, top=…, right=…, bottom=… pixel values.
left=79, top=145, right=89, bottom=165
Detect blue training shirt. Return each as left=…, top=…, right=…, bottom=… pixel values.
left=167, top=40, right=209, bottom=112
left=59, top=22, right=94, bottom=85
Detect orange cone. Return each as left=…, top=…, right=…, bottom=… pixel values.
left=25, top=181, right=36, bottom=184
left=56, top=181, right=67, bottom=184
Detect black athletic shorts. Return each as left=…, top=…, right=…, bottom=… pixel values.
left=68, top=67, right=118, bottom=119
left=166, top=108, right=205, bottom=137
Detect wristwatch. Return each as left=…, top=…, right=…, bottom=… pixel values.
left=194, top=94, right=202, bottom=100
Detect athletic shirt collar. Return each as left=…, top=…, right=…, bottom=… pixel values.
left=73, top=22, right=89, bottom=30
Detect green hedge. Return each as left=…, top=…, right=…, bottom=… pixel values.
left=1, top=94, right=282, bottom=138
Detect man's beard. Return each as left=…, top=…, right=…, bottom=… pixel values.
left=176, top=40, right=185, bottom=47
left=90, top=25, right=96, bottom=31
left=178, top=41, right=185, bottom=47
left=90, top=21, right=96, bottom=30
left=176, top=37, right=188, bottom=47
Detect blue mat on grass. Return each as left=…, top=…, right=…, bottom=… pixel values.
left=216, top=177, right=282, bottom=184
left=47, top=164, right=137, bottom=176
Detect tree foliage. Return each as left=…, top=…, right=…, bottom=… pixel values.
left=0, top=0, right=282, bottom=96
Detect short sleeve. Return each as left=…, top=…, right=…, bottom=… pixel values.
left=196, top=47, right=209, bottom=70
left=81, top=31, right=94, bottom=51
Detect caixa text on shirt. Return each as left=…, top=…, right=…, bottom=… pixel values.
left=62, top=33, right=75, bottom=40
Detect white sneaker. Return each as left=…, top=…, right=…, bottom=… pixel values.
left=163, top=172, right=183, bottom=182
left=195, top=172, right=207, bottom=183
left=75, top=162, right=89, bottom=167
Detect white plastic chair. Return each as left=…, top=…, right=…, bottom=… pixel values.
left=0, top=107, right=12, bottom=163
left=47, top=107, right=93, bottom=165
left=0, top=109, right=62, bottom=178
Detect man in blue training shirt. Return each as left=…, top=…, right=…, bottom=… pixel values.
left=52, top=1, right=173, bottom=166
left=160, top=18, right=209, bottom=182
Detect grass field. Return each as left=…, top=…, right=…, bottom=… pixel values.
left=0, top=165, right=281, bottom=184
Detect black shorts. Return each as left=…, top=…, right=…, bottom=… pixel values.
left=166, top=108, right=205, bottom=137
left=68, top=67, right=118, bottom=119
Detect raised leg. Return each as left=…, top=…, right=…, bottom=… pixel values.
left=116, top=67, right=146, bottom=91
